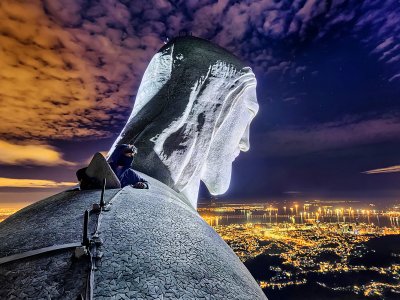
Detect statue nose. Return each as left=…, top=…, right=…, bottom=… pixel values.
left=239, top=124, right=250, bottom=152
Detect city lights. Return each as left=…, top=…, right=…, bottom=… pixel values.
left=198, top=200, right=400, bottom=297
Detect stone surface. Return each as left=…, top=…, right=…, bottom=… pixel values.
left=0, top=189, right=120, bottom=299
left=0, top=189, right=119, bottom=258
left=109, top=36, right=259, bottom=208
left=0, top=251, right=88, bottom=300
left=0, top=175, right=266, bottom=299
left=94, top=175, right=265, bottom=299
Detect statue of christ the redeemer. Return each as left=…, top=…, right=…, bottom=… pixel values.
left=109, top=35, right=259, bottom=209
left=0, top=36, right=266, bottom=299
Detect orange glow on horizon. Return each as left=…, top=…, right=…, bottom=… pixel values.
left=0, top=140, right=75, bottom=166
left=0, top=177, right=76, bottom=188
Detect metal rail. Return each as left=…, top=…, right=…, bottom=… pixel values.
left=82, top=178, right=107, bottom=300
left=0, top=242, right=81, bottom=266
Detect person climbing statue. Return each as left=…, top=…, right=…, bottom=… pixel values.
left=108, top=144, right=149, bottom=189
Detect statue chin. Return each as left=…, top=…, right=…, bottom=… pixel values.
left=202, top=162, right=232, bottom=196
left=179, top=162, right=231, bottom=208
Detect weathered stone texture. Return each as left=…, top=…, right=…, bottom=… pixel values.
left=92, top=176, right=265, bottom=299
left=0, top=176, right=266, bottom=299
left=0, top=189, right=120, bottom=299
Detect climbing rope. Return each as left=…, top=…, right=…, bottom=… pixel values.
left=0, top=242, right=82, bottom=266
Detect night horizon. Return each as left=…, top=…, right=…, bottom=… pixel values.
left=1, top=1, right=400, bottom=207
left=1, top=1, right=400, bottom=299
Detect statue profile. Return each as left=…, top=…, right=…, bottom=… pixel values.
left=0, top=36, right=266, bottom=299
left=110, top=36, right=259, bottom=208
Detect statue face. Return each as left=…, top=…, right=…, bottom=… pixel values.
left=109, top=38, right=260, bottom=208
left=201, top=85, right=259, bottom=195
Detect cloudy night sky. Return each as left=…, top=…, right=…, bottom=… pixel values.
left=0, top=0, right=399, bottom=207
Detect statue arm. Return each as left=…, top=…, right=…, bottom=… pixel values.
left=120, top=168, right=149, bottom=189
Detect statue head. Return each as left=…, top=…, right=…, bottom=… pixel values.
left=109, top=36, right=259, bottom=208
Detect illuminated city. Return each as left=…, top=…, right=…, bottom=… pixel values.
left=0, top=206, right=26, bottom=223
left=199, top=200, right=400, bottom=299
left=2, top=199, right=400, bottom=299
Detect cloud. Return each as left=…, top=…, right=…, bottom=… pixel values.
left=363, top=165, right=400, bottom=174
left=283, top=191, right=302, bottom=195
left=0, top=0, right=158, bottom=140
left=0, top=177, right=76, bottom=188
left=389, top=73, right=400, bottom=82
left=184, top=0, right=400, bottom=76
left=258, top=115, right=400, bottom=156
left=283, top=96, right=297, bottom=102
left=0, top=0, right=399, bottom=142
left=0, top=140, right=75, bottom=166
